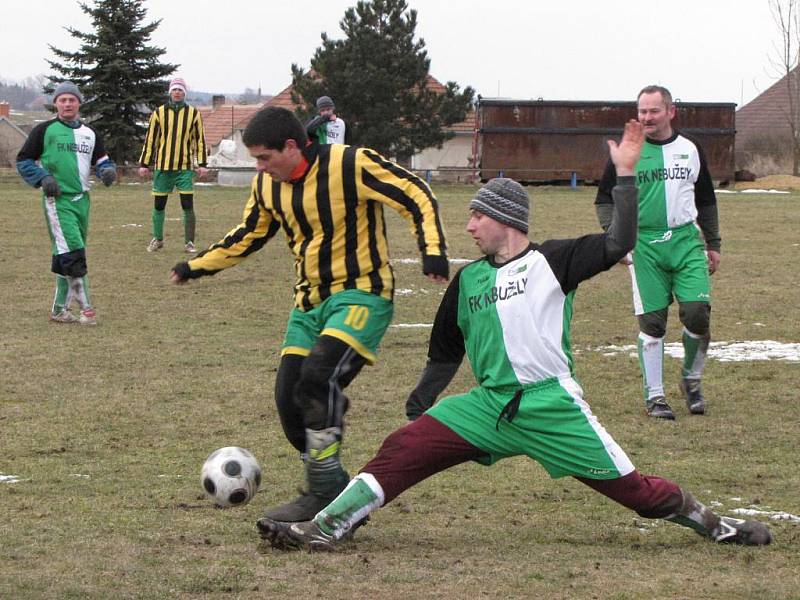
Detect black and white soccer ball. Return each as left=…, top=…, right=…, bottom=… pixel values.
left=200, top=446, right=261, bottom=508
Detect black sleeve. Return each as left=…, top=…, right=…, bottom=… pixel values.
left=88, top=126, right=109, bottom=164
left=305, top=115, right=327, bottom=140
left=427, top=269, right=466, bottom=364
left=696, top=203, right=721, bottom=252
left=16, top=120, right=50, bottom=162
left=693, top=142, right=717, bottom=207
left=594, top=158, right=617, bottom=205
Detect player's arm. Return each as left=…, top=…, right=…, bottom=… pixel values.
left=171, top=175, right=279, bottom=283
left=138, top=111, right=160, bottom=169
left=602, top=120, right=642, bottom=262
left=193, top=109, right=208, bottom=170
left=692, top=144, right=721, bottom=273
left=15, top=121, right=49, bottom=187
left=357, top=148, right=449, bottom=282
left=90, top=131, right=116, bottom=186
left=594, top=159, right=618, bottom=232
left=405, top=270, right=465, bottom=420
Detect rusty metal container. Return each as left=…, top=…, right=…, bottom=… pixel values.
left=477, top=98, right=735, bottom=183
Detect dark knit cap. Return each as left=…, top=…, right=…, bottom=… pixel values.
left=52, top=81, right=84, bottom=104
left=469, top=178, right=530, bottom=233
left=316, top=95, right=335, bottom=110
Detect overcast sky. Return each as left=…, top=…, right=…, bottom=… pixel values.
left=0, top=0, right=783, bottom=107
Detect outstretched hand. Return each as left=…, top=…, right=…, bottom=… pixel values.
left=608, top=120, right=644, bottom=176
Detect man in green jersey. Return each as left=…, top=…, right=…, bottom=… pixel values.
left=16, top=81, right=117, bottom=326
left=595, top=85, right=721, bottom=420
left=257, top=120, right=771, bottom=551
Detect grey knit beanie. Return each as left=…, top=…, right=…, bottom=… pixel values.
left=469, top=178, right=530, bottom=233
left=52, top=81, right=84, bottom=104
left=316, top=95, right=335, bottom=110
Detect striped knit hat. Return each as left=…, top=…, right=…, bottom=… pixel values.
left=469, top=178, right=530, bottom=234
left=169, top=77, right=187, bottom=93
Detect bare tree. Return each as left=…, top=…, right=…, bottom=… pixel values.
left=770, top=0, right=800, bottom=174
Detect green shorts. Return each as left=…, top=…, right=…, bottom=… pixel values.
left=427, top=377, right=635, bottom=480
left=152, top=169, right=194, bottom=194
left=629, top=223, right=710, bottom=315
left=282, top=289, right=394, bottom=364
left=42, top=193, right=90, bottom=255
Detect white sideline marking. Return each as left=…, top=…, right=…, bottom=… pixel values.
left=391, top=323, right=433, bottom=329
left=1, top=473, right=22, bottom=483
left=395, top=257, right=473, bottom=264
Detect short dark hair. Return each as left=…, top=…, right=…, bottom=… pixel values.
left=637, top=85, right=673, bottom=108
left=242, top=106, right=308, bottom=150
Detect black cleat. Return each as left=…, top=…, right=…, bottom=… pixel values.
left=679, top=378, right=707, bottom=415
left=715, top=517, right=773, bottom=546
left=257, top=518, right=338, bottom=552
left=645, top=397, right=676, bottom=420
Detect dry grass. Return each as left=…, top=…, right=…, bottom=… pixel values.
left=1, top=180, right=798, bottom=599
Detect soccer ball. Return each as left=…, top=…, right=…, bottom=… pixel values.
left=200, top=446, right=261, bottom=508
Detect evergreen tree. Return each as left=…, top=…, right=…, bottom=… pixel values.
left=46, top=0, right=177, bottom=164
left=291, top=0, right=474, bottom=159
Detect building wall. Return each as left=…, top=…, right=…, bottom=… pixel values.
left=0, top=122, right=27, bottom=167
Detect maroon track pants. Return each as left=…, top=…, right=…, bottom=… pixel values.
left=360, top=415, right=683, bottom=519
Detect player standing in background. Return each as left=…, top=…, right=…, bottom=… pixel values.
left=257, top=120, right=771, bottom=551
left=171, top=107, right=449, bottom=523
left=595, top=85, right=721, bottom=420
left=305, top=96, right=346, bottom=145
left=16, top=81, right=117, bottom=326
left=139, top=77, right=208, bottom=254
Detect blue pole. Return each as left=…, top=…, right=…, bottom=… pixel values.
left=499, top=170, right=504, bottom=178
left=426, top=170, right=432, bottom=185
left=570, top=171, right=577, bottom=188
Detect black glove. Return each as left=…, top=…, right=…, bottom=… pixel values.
left=40, top=175, right=61, bottom=198
left=422, top=254, right=449, bottom=280
left=98, top=164, right=116, bottom=187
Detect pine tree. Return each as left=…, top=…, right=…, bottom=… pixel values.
left=291, top=0, right=474, bottom=160
left=46, top=0, right=177, bottom=164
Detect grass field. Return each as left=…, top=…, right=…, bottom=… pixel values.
left=1, top=178, right=798, bottom=599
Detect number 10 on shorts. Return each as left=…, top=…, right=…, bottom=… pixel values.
left=344, top=305, right=369, bottom=330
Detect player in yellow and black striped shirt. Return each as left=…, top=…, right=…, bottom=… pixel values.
left=171, top=107, right=449, bottom=522
left=138, top=77, right=208, bottom=253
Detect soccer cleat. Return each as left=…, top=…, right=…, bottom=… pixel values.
left=679, top=378, right=706, bottom=415
left=261, top=488, right=340, bottom=522
left=645, top=397, right=675, bottom=420
left=257, top=518, right=338, bottom=552
left=147, top=238, right=163, bottom=252
left=49, top=310, right=79, bottom=324
left=79, top=308, right=98, bottom=326
left=714, top=516, right=773, bottom=546
left=184, top=241, right=197, bottom=253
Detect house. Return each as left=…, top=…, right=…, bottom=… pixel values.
left=0, top=102, right=28, bottom=167
left=735, top=68, right=799, bottom=175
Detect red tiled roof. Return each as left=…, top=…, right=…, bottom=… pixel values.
left=199, top=103, right=264, bottom=147
left=736, top=69, right=797, bottom=142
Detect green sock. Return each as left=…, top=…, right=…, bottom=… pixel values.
left=52, top=275, right=69, bottom=313
left=182, top=209, right=196, bottom=243
left=315, top=475, right=383, bottom=538
left=681, top=328, right=709, bottom=379
left=152, top=207, right=165, bottom=240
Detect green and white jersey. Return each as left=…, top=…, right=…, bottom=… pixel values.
left=429, top=236, right=620, bottom=390
left=17, top=118, right=109, bottom=199
left=318, top=117, right=346, bottom=144
left=595, top=131, right=716, bottom=232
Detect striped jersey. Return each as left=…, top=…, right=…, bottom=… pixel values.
left=139, top=102, right=207, bottom=170
left=185, top=143, right=448, bottom=310
left=429, top=235, right=621, bottom=390
left=17, top=118, right=109, bottom=198
left=596, top=132, right=716, bottom=232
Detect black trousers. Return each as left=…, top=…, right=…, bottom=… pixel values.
left=274, top=335, right=367, bottom=453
